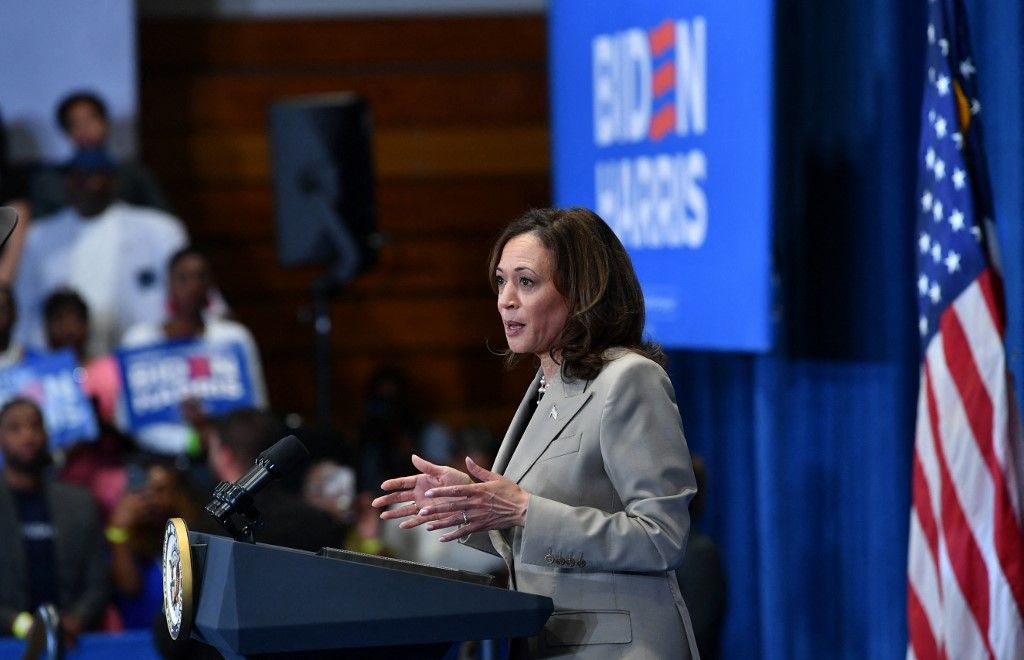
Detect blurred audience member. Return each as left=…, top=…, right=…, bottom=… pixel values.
left=0, top=286, right=25, bottom=367
left=304, top=460, right=357, bottom=525
left=44, top=288, right=120, bottom=425
left=379, top=424, right=506, bottom=578
left=46, top=288, right=130, bottom=521
left=13, top=148, right=187, bottom=355
left=676, top=456, right=727, bottom=660
left=357, top=366, right=453, bottom=491
left=108, top=459, right=199, bottom=629
left=121, top=246, right=266, bottom=457
left=304, top=461, right=390, bottom=555
left=0, top=398, right=109, bottom=645
left=30, top=91, right=169, bottom=217
left=193, top=408, right=343, bottom=552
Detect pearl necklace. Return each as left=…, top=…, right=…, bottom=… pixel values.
left=537, top=374, right=547, bottom=404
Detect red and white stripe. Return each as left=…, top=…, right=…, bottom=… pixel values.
left=907, top=270, right=1024, bottom=659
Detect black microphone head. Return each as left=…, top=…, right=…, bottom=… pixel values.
left=259, top=435, right=309, bottom=476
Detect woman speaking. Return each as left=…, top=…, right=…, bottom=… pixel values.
left=372, top=207, right=700, bottom=659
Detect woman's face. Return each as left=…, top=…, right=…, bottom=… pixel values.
left=496, top=232, right=569, bottom=359
left=169, top=254, right=211, bottom=316
left=64, top=101, right=107, bottom=149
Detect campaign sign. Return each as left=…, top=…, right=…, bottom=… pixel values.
left=118, top=340, right=255, bottom=431
left=0, top=349, right=99, bottom=449
left=550, top=0, right=774, bottom=350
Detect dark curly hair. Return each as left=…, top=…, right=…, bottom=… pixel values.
left=488, top=207, right=664, bottom=381
left=55, top=91, right=108, bottom=132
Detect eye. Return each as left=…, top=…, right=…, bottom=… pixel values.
left=495, top=275, right=505, bottom=288
left=519, top=277, right=534, bottom=288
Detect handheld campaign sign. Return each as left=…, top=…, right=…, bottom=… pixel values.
left=0, top=349, right=99, bottom=449
left=550, top=0, right=775, bottom=350
left=118, top=340, right=256, bottom=431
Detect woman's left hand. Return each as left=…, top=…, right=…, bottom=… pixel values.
left=420, top=457, right=532, bottom=542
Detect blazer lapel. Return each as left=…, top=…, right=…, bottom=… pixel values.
left=492, top=370, right=542, bottom=475
left=503, top=375, right=592, bottom=484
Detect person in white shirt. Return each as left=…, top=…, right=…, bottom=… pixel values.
left=13, top=148, right=187, bottom=356
left=121, top=246, right=267, bottom=456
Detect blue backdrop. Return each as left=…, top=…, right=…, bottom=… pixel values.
left=550, top=0, right=775, bottom=351
left=665, top=0, right=1024, bottom=658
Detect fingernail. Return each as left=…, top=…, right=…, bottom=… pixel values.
left=419, top=507, right=431, bottom=516
left=426, top=524, right=435, bottom=531
left=425, top=490, right=435, bottom=497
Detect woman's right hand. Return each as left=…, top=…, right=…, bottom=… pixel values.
left=371, top=455, right=472, bottom=529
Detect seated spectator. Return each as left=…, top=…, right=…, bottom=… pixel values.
left=0, top=286, right=25, bottom=367
left=13, top=148, right=188, bottom=355
left=191, top=408, right=344, bottom=553
left=120, top=246, right=267, bottom=457
left=304, top=461, right=390, bottom=556
left=676, top=456, right=727, bottom=660
left=378, top=424, right=506, bottom=578
left=44, top=288, right=120, bottom=425
left=357, top=366, right=453, bottom=492
left=30, top=90, right=170, bottom=217
left=45, top=288, right=130, bottom=521
left=0, top=398, right=109, bottom=645
left=107, top=458, right=199, bottom=629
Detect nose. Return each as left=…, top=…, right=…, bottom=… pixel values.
left=498, top=285, right=518, bottom=309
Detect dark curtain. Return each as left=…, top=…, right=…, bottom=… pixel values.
left=664, top=0, right=1024, bottom=657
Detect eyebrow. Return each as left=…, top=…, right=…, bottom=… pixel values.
left=495, top=266, right=539, bottom=275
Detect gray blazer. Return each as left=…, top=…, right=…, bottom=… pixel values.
left=0, top=479, right=110, bottom=631
left=470, top=350, right=700, bottom=659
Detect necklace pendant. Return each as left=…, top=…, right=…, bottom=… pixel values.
left=550, top=405, right=558, bottom=420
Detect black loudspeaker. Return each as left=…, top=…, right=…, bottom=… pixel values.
left=268, top=93, right=377, bottom=283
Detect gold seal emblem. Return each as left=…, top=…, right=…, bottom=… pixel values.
left=162, top=517, right=194, bottom=640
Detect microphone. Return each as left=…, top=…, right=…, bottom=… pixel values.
left=205, top=435, right=309, bottom=541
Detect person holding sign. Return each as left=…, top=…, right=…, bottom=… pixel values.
left=374, top=208, right=700, bottom=659
left=120, top=247, right=267, bottom=457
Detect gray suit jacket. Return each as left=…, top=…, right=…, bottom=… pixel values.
left=470, top=350, right=700, bottom=659
left=0, top=479, right=110, bottom=631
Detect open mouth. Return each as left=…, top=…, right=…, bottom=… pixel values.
left=505, top=321, right=525, bottom=335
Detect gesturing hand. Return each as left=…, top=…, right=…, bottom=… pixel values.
left=419, top=457, right=531, bottom=542
left=371, top=455, right=472, bottom=529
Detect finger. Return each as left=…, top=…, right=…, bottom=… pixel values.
left=465, top=456, right=498, bottom=480
left=371, top=490, right=416, bottom=509
left=440, top=523, right=482, bottom=543
left=399, top=512, right=448, bottom=530
left=411, top=454, right=446, bottom=476
left=419, top=499, right=471, bottom=516
left=425, top=513, right=465, bottom=531
left=380, top=475, right=418, bottom=491
left=425, top=482, right=479, bottom=498
left=379, top=503, right=420, bottom=520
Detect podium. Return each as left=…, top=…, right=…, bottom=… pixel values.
left=169, top=526, right=553, bottom=658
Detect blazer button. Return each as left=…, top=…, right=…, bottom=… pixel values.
left=578, top=559, right=587, bottom=568
left=556, top=557, right=566, bottom=566
left=544, top=554, right=554, bottom=564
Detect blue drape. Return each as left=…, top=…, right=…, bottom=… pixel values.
left=665, top=0, right=1024, bottom=657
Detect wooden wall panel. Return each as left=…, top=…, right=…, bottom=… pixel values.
left=138, top=15, right=549, bottom=444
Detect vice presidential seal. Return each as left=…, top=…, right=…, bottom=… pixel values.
left=162, top=517, right=194, bottom=640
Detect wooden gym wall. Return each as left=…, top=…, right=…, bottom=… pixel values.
left=138, top=14, right=549, bottom=443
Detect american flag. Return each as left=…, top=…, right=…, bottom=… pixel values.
left=907, top=0, right=1024, bottom=658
